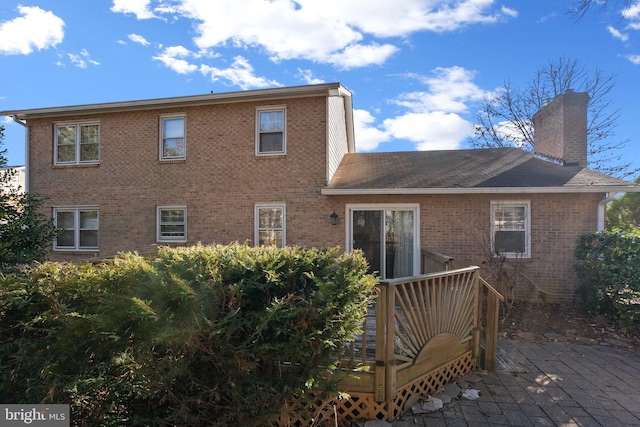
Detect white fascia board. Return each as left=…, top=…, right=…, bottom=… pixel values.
left=321, top=186, right=640, bottom=195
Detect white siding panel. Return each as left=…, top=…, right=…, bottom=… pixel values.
left=327, top=96, right=348, bottom=183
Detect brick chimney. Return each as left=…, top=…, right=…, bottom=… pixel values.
left=532, top=90, right=589, bottom=168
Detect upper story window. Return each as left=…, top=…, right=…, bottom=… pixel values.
left=491, top=201, right=531, bottom=258
left=54, top=207, right=99, bottom=251
left=255, top=203, right=285, bottom=247
left=160, top=115, right=186, bottom=160
left=256, top=107, right=286, bottom=155
left=54, top=122, right=100, bottom=165
left=157, top=206, right=187, bottom=242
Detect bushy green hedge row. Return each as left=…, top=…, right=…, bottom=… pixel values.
left=575, top=232, right=640, bottom=330
left=0, top=243, right=377, bottom=426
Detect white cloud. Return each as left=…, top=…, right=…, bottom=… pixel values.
left=608, top=25, right=630, bottom=42
left=111, top=0, right=157, bottom=20
left=623, top=1, right=640, bottom=29
left=501, top=6, right=519, bottom=18
left=128, top=34, right=150, bottom=46
left=492, top=119, right=532, bottom=147
left=626, top=54, right=640, bottom=64
left=152, top=46, right=198, bottom=74
left=199, top=56, right=281, bottom=90
left=297, top=69, right=325, bottom=85
left=301, top=0, right=514, bottom=36
left=384, top=112, right=473, bottom=150
left=152, top=46, right=274, bottom=89
left=327, top=43, right=398, bottom=70
left=394, top=67, right=491, bottom=113
left=0, top=6, right=64, bottom=55
left=355, top=66, right=488, bottom=151
left=623, top=2, right=640, bottom=20
left=112, top=1, right=516, bottom=91
left=153, top=0, right=513, bottom=69
left=67, top=49, right=100, bottom=68
left=354, top=109, right=389, bottom=151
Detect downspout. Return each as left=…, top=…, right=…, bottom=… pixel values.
left=597, top=192, right=617, bottom=232
left=11, top=115, right=28, bottom=193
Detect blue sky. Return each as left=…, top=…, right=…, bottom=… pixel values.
left=1, top=0, right=639, bottom=176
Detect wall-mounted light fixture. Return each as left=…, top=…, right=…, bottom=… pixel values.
left=330, top=211, right=338, bottom=225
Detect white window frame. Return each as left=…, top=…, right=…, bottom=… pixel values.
left=53, top=207, right=99, bottom=251
left=255, top=106, right=286, bottom=156
left=159, top=114, right=186, bottom=160
left=346, top=203, right=421, bottom=279
left=54, top=121, right=100, bottom=165
left=254, top=203, right=286, bottom=247
left=156, top=206, right=188, bottom=242
left=490, top=200, right=531, bottom=258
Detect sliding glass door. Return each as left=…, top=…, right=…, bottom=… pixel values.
left=349, top=205, right=419, bottom=279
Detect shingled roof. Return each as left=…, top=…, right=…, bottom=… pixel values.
left=322, top=148, right=640, bottom=195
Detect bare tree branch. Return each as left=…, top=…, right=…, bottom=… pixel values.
left=569, top=0, right=633, bottom=21
left=470, top=57, right=637, bottom=179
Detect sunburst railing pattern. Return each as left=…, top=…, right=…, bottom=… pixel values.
left=278, top=266, right=503, bottom=425
left=385, top=267, right=479, bottom=369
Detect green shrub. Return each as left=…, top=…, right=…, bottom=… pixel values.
left=575, top=231, right=640, bottom=330
left=0, top=243, right=377, bottom=426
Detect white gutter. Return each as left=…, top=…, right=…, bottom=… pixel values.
left=11, top=115, right=28, bottom=193
left=597, top=192, right=617, bottom=231
left=321, top=186, right=640, bottom=195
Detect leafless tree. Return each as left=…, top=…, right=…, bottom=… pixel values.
left=570, top=0, right=634, bottom=20
left=470, top=57, right=636, bottom=179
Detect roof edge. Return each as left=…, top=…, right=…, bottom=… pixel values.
left=321, top=186, right=640, bottom=195
left=1, top=83, right=348, bottom=119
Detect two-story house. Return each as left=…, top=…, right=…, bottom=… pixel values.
left=2, top=83, right=639, bottom=301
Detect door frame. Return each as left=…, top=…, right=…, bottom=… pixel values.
left=345, top=203, right=421, bottom=279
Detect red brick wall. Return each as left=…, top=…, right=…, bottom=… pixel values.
left=28, top=96, right=346, bottom=261
left=329, top=192, right=602, bottom=302
left=422, top=192, right=600, bottom=301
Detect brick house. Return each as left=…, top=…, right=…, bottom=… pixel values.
left=2, top=83, right=639, bottom=301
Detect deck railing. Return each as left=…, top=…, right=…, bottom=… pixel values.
left=280, top=265, right=504, bottom=424
left=373, top=267, right=480, bottom=402
left=421, top=248, right=455, bottom=273
left=338, top=266, right=503, bottom=402
left=474, top=277, right=505, bottom=371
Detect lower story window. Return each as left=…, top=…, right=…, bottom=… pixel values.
left=255, top=203, right=285, bottom=247
left=491, top=201, right=531, bottom=258
left=157, top=206, right=187, bottom=242
left=54, top=207, right=99, bottom=251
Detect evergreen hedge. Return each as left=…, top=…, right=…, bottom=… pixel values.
left=575, top=232, right=640, bottom=330
left=0, top=243, right=377, bottom=426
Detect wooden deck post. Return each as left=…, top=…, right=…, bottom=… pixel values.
left=477, top=278, right=504, bottom=372
left=483, top=291, right=500, bottom=371
left=374, top=283, right=387, bottom=403
left=384, top=283, right=396, bottom=403
left=472, top=270, right=481, bottom=362
left=374, top=281, right=397, bottom=403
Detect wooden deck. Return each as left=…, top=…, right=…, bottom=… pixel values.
left=279, top=262, right=503, bottom=425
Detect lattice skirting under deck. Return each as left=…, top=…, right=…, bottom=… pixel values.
left=276, top=351, right=475, bottom=426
